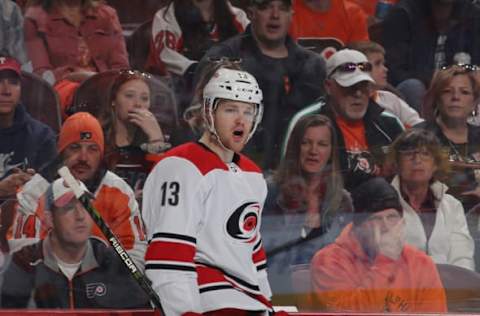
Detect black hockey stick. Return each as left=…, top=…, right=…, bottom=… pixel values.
left=58, top=167, right=165, bottom=314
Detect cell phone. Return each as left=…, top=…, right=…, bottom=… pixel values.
left=0, top=158, right=30, bottom=181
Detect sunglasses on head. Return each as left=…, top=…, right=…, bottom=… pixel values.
left=329, top=62, right=372, bottom=77
left=440, top=64, right=479, bottom=72
left=119, top=69, right=152, bottom=79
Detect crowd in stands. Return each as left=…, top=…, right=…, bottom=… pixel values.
left=3, top=0, right=480, bottom=314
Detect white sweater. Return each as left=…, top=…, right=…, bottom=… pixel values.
left=374, top=90, right=423, bottom=127
left=391, top=176, right=475, bottom=270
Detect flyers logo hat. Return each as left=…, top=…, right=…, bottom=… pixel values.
left=226, top=201, right=260, bottom=243
left=58, top=112, right=105, bottom=155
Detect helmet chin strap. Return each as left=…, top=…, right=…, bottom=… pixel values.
left=205, top=99, right=235, bottom=154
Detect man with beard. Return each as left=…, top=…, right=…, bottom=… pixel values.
left=8, top=112, right=147, bottom=268
left=311, top=177, right=447, bottom=312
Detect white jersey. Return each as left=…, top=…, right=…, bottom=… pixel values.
left=151, top=2, right=249, bottom=75
left=142, top=142, right=272, bottom=315
left=373, top=90, right=424, bottom=127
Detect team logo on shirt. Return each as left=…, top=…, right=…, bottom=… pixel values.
left=86, top=283, right=107, bottom=298
left=225, top=201, right=260, bottom=243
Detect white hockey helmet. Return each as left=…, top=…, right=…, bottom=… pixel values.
left=203, top=68, right=263, bottom=142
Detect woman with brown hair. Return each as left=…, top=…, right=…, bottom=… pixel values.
left=262, top=114, right=353, bottom=294
left=389, top=128, right=474, bottom=270
left=100, top=70, right=169, bottom=193
left=417, top=64, right=480, bottom=211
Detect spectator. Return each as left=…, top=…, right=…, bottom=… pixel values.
left=1, top=178, right=150, bottom=308
left=381, top=0, right=480, bottom=112
left=262, top=114, right=353, bottom=296
left=149, top=0, right=249, bottom=112
left=417, top=64, right=480, bottom=211
left=9, top=112, right=147, bottom=268
left=0, top=0, right=29, bottom=67
left=196, top=0, right=326, bottom=170
left=0, top=56, right=55, bottom=200
left=143, top=61, right=273, bottom=315
left=289, top=0, right=369, bottom=51
left=24, top=0, right=129, bottom=84
left=347, top=41, right=423, bottom=127
left=285, top=49, right=404, bottom=190
left=149, top=0, right=249, bottom=77
left=389, top=128, right=475, bottom=270
left=99, top=70, right=170, bottom=193
left=311, top=177, right=447, bottom=312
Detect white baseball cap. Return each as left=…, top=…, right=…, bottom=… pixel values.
left=46, top=178, right=87, bottom=209
left=326, top=49, right=375, bottom=87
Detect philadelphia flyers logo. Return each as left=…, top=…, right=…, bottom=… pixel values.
left=225, top=202, right=260, bottom=243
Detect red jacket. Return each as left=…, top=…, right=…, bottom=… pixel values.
left=24, top=4, right=129, bottom=81
left=311, top=223, right=447, bottom=312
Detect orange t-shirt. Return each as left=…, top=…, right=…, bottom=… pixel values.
left=350, top=0, right=378, bottom=16
left=335, top=115, right=368, bottom=151
left=289, top=0, right=369, bottom=46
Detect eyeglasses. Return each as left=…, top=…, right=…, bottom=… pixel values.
left=329, top=62, right=372, bottom=77
left=207, top=56, right=242, bottom=64
left=399, top=149, right=433, bottom=161
left=440, top=64, right=479, bottom=72
left=119, top=69, right=152, bottom=79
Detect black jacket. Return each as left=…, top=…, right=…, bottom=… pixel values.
left=1, top=238, right=150, bottom=309
left=195, top=25, right=326, bottom=170
left=382, top=0, right=480, bottom=86
left=0, top=104, right=56, bottom=180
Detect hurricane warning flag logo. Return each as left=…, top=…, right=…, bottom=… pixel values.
left=86, top=283, right=107, bottom=298
left=226, top=201, right=260, bottom=243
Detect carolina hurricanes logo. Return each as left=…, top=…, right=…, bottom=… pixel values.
left=225, top=202, right=260, bottom=243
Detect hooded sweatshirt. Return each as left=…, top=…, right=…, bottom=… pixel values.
left=311, top=223, right=447, bottom=312
left=0, top=104, right=56, bottom=180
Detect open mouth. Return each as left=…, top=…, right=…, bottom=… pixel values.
left=266, top=23, right=280, bottom=32
left=232, top=129, right=245, bottom=142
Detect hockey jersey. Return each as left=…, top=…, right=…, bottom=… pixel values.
left=8, top=171, right=147, bottom=269
left=150, top=2, right=249, bottom=75
left=142, top=142, right=272, bottom=315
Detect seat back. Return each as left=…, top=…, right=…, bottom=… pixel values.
left=290, top=263, right=315, bottom=310
left=20, top=71, right=62, bottom=133
left=127, top=20, right=153, bottom=71
left=71, top=70, right=178, bottom=140
left=436, top=263, right=480, bottom=312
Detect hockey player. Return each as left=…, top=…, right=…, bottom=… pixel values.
left=142, top=61, right=273, bottom=315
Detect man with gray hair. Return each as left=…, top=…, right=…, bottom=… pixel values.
left=285, top=49, right=404, bottom=190
left=310, top=177, right=447, bottom=312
